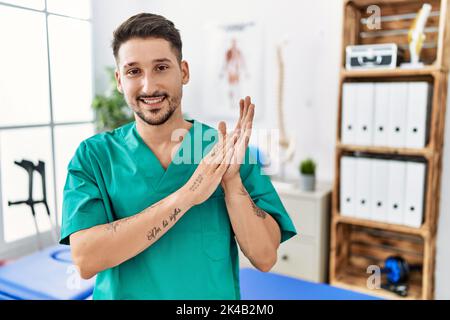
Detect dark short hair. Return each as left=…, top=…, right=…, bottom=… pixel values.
left=112, top=13, right=182, bottom=63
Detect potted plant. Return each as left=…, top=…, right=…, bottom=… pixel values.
left=92, top=66, right=134, bottom=132
left=299, top=158, right=316, bottom=191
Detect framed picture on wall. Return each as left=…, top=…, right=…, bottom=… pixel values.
left=202, top=20, right=264, bottom=119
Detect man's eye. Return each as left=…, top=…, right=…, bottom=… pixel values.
left=127, top=69, right=140, bottom=76
left=156, top=65, right=168, bottom=72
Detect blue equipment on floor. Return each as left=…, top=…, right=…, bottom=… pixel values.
left=380, top=255, right=421, bottom=297
left=239, top=268, right=382, bottom=300
left=0, top=245, right=94, bottom=300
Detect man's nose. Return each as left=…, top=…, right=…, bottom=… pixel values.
left=141, top=72, right=157, bottom=94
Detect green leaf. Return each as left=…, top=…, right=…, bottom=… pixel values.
left=91, top=66, right=134, bottom=132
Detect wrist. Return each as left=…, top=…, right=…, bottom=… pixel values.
left=176, top=186, right=195, bottom=210
left=221, top=175, right=243, bottom=195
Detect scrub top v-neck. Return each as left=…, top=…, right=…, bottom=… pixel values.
left=60, top=118, right=297, bottom=300
left=128, top=119, right=195, bottom=193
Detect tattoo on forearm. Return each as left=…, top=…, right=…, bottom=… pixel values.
left=105, top=214, right=140, bottom=233
left=238, top=185, right=248, bottom=196
left=106, top=200, right=166, bottom=234
left=169, top=208, right=181, bottom=222
left=189, top=174, right=204, bottom=191
left=105, top=201, right=183, bottom=243
left=251, top=202, right=267, bottom=219
left=227, top=184, right=267, bottom=219
left=146, top=226, right=162, bottom=241
left=146, top=208, right=182, bottom=242
left=239, top=185, right=267, bottom=219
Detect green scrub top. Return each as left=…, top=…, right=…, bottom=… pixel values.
left=60, top=118, right=297, bottom=300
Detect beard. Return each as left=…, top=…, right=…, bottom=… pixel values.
left=129, top=89, right=182, bottom=126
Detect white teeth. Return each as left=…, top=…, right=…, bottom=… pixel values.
left=142, top=97, right=164, bottom=104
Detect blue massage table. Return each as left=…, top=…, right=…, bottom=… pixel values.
left=0, top=245, right=94, bottom=300
left=0, top=248, right=379, bottom=300
left=239, top=268, right=381, bottom=300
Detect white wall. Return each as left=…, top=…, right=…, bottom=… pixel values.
left=92, top=0, right=450, bottom=299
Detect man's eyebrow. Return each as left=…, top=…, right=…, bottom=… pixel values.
left=122, top=58, right=173, bottom=69
left=122, top=62, right=138, bottom=69
left=152, top=58, right=173, bottom=64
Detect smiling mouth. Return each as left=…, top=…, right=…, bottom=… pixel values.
left=139, top=96, right=166, bottom=108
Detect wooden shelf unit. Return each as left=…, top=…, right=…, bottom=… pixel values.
left=332, top=223, right=426, bottom=300
left=333, top=270, right=422, bottom=300
left=337, top=142, right=433, bottom=158
left=334, top=214, right=427, bottom=237
left=341, top=66, right=441, bottom=78
left=330, top=0, right=450, bottom=300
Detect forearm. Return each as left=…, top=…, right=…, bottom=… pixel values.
left=70, top=187, right=193, bottom=279
left=222, top=177, right=281, bottom=272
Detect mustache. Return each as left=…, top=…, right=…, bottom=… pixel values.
left=137, top=92, right=168, bottom=100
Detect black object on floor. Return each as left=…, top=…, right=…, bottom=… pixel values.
left=7, top=159, right=56, bottom=249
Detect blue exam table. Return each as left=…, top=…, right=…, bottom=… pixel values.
left=239, top=268, right=381, bottom=300
left=0, top=245, right=94, bottom=300
left=0, top=248, right=379, bottom=300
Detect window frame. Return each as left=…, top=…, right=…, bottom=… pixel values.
left=0, top=0, right=94, bottom=258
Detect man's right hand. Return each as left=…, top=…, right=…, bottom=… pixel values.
left=182, top=121, right=236, bottom=206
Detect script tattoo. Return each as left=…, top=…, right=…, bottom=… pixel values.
left=189, top=174, right=203, bottom=191
left=106, top=200, right=166, bottom=234
left=170, top=208, right=181, bottom=222
left=147, top=226, right=162, bottom=241
left=105, top=214, right=140, bottom=233
left=147, top=208, right=181, bottom=242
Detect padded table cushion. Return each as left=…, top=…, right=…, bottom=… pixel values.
left=239, top=268, right=381, bottom=300
left=0, top=245, right=94, bottom=300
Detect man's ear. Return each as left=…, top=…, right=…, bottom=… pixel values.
left=115, top=69, right=123, bottom=94
left=181, top=60, right=190, bottom=85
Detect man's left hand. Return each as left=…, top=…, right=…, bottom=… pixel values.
left=221, top=96, right=255, bottom=185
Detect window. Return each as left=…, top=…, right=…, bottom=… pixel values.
left=0, top=1, right=94, bottom=249
left=0, top=127, right=55, bottom=243
left=0, top=6, right=50, bottom=126
left=0, top=0, right=45, bottom=10
left=46, top=0, right=91, bottom=19
left=48, top=15, right=93, bottom=123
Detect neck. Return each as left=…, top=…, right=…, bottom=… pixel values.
left=135, top=110, right=191, bottom=147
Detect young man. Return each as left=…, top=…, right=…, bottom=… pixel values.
left=60, top=13, right=297, bottom=300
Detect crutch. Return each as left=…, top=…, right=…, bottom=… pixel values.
left=7, top=159, right=57, bottom=250
left=34, top=160, right=59, bottom=244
